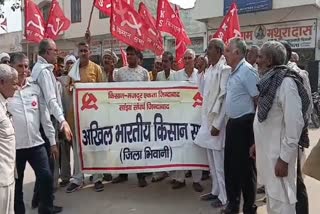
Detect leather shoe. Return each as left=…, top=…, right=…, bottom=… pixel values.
left=220, top=204, right=240, bottom=214
left=200, top=193, right=218, bottom=201
left=112, top=174, right=128, bottom=184
left=53, top=205, right=63, bottom=214
left=172, top=180, right=186, bottom=189
left=192, top=182, right=203, bottom=192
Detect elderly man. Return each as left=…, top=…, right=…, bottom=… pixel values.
left=0, top=52, right=10, bottom=65
left=281, top=41, right=311, bottom=214
left=67, top=41, right=104, bottom=193
left=170, top=49, right=203, bottom=192
left=102, top=49, right=118, bottom=82
left=112, top=46, right=149, bottom=187
left=31, top=39, right=72, bottom=142
left=223, top=38, right=259, bottom=214
left=195, top=39, right=230, bottom=208
left=252, top=41, right=309, bottom=214
left=8, top=53, right=61, bottom=214
left=156, top=51, right=175, bottom=81
left=0, top=64, right=18, bottom=214
left=246, top=45, right=259, bottom=70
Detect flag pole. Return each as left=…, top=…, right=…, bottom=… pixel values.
left=87, top=0, right=95, bottom=31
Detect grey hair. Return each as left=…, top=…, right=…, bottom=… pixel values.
left=38, top=39, right=54, bottom=55
left=10, top=52, right=28, bottom=65
left=291, top=52, right=299, bottom=62
left=209, top=38, right=225, bottom=54
left=261, top=41, right=287, bottom=66
left=0, top=64, right=18, bottom=81
left=184, top=49, right=196, bottom=59
left=250, top=45, right=260, bottom=51
left=229, top=37, right=247, bottom=56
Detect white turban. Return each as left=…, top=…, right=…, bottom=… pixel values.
left=0, top=52, right=10, bottom=62
left=64, top=55, right=77, bottom=66
left=103, top=49, right=119, bottom=64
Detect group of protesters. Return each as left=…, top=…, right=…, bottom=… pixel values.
left=0, top=35, right=312, bottom=214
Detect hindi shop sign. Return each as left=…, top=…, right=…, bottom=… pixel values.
left=240, top=20, right=316, bottom=49
left=74, top=82, right=208, bottom=174
left=224, top=0, right=272, bottom=15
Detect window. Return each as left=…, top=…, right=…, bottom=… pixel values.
left=99, top=11, right=108, bottom=19
left=71, top=0, right=81, bottom=23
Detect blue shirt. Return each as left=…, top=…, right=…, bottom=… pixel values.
left=226, top=59, right=259, bottom=119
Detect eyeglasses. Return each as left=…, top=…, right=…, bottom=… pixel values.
left=47, top=48, right=58, bottom=53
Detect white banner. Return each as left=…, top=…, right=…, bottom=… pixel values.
left=74, top=82, right=209, bottom=174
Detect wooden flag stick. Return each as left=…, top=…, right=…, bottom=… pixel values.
left=85, top=0, right=96, bottom=44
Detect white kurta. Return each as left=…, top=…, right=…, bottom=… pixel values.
left=195, top=57, right=231, bottom=150
left=254, top=77, right=304, bottom=206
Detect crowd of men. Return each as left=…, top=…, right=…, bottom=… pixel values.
left=0, top=36, right=312, bottom=214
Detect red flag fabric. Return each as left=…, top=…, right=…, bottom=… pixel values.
left=212, top=2, right=241, bottom=43
left=156, top=0, right=190, bottom=44
left=174, top=5, right=191, bottom=45
left=96, top=0, right=134, bottom=16
left=175, top=39, right=187, bottom=70
left=25, top=0, right=46, bottom=43
left=45, top=0, right=71, bottom=40
left=120, top=48, right=128, bottom=66
left=138, top=2, right=164, bottom=55
left=111, top=0, right=147, bottom=51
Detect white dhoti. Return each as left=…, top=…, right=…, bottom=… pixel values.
left=0, top=182, right=14, bottom=214
left=207, top=149, right=227, bottom=204
left=267, top=195, right=296, bottom=214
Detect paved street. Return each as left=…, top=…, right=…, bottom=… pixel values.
left=23, top=128, right=320, bottom=214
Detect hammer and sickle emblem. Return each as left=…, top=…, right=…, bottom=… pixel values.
left=81, top=93, right=98, bottom=111
left=192, top=92, right=203, bottom=108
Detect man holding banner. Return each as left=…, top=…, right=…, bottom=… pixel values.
left=195, top=39, right=230, bottom=208
left=67, top=41, right=104, bottom=193
left=171, top=49, right=203, bottom=192
left=112, top=46, right=150, bottom=187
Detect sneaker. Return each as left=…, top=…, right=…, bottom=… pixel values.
left=66, top=183, right=82, bottom=193
left=172, top=180, right=186, bottom=189
left=138, top=178, right=148, bottom=187
left=94, top=181, right=104, bottom=192
left=60, top=180, right=70, bottom=187
left=192, top=182, right=204, bottom=192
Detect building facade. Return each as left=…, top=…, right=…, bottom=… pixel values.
left=193, top=0, right=320, bottom=90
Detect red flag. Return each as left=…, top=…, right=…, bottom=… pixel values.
left=212, top=2, right=241, bottom=43
left=175, top=39, right=187, bottom=70
left=0, top=18, right=8, bottom=32
left=156, top=0, right=190, bottom=44
left=95, top=0, right=134, bottom=16
left=25, top=0, right=46, bottom=43
left=138, top=2, right=164, bottom=55
left=174, top=5, right=191, bottom=45
left=111, top=0, right=147, bottom=51
left=120, top=48, right=128, bottom=66
left=45, top=0, right=71, bottom=40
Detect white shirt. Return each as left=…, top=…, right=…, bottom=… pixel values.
left=0, top=93, right=15, bottom=186
left=7, top=80, right=56, bottom=150
left=172, top=68, right=199, bottom=83
left=254, top=78, right=304, bottom=204
left=114, top=66, right=150, bottom=82
left=156, top=70, right=175, bottom=81
left=31, top=56, right=65, bottom=123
